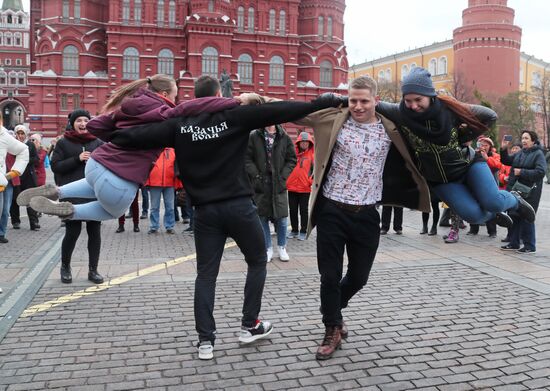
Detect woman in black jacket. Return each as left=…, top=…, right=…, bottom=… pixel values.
left=51, top=110, right=104, bottom=283
left=376, top=67, right=535, bottom=228
left=500, top=130, right=547, bottom=253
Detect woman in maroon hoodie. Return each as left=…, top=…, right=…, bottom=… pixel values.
left=18, top=74, right=241, bottom=220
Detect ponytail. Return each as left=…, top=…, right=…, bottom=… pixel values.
left=438, top=95, right=489, bottom=133
left=101, top=74, right=176, bottom=113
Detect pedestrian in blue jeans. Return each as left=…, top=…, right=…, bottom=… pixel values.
left=376, top=67, right=535, bottom=226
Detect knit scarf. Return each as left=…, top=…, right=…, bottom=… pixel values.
left=63, top=130, right=97, bottom=144
left=399, top=97, right=454, bottom=146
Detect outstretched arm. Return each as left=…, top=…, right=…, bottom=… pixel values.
left=109, top=118, right=178, bottom=150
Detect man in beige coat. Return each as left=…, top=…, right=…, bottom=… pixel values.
left=295, top=76, right=430, bottom=360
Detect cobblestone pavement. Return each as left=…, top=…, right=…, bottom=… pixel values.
left=0, top=184, right=550, bottom=390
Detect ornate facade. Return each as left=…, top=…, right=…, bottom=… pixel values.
left=28, top=0, right=348, bottom=136
left=0, top=0, right=29, bottom=129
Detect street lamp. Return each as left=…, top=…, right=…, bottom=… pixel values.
left=15, top=106, right=22, bottom=123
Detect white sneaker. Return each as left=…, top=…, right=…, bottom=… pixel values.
left=278, top=246, right=289, bottom=262
left=266, top=247, right=273, bottom=262
left=238, top=320, right=273, bottom=344
left=197, top=341, right=214, bottom=360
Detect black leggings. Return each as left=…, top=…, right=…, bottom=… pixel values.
left=422, top=199, right=441, bottom=227
left=288, top=191, right=310, bottom=233
left=62, top=220, right=101, bottom=270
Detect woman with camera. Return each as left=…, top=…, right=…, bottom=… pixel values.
left=500, top=130, right=547, bottom=254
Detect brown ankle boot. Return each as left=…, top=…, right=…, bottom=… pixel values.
left=316, top=325, right=342, bottom=360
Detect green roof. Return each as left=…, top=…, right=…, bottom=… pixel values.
left=1, top=0, right=24, bottom=11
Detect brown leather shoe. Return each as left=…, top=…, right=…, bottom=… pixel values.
left=316, top=326, right=342, bottom=360
left=340, top=321, right=348, bottom=339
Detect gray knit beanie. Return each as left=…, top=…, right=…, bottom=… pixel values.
left=401, top=67, right=436, bottom=97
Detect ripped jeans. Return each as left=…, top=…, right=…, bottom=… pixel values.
left=59, top=158, right=138, bottom=221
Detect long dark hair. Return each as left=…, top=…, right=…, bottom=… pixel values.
left=101, top=74, right=176, bottom=113
left=438, top=95, right=489, bottom=134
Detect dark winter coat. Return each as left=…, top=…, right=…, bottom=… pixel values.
left=19, top=140, right=38, bottom=189
left=245, top=125, right=297, bottom=218
left=502, top=144, right=547, bottom=211
left=50, top=136, right=103, bottom=204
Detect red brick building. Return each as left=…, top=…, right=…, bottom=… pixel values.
left=28, top=0, right=348, bottom=136
left=0, top=0, right=29, bottom=129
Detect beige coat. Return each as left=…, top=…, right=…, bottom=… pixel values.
left=296, top=107, right=431, bottom=236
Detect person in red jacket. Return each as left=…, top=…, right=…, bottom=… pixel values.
left=286, top=131, right=314, bottom=241
left=145, top=147, right=181, bottom=234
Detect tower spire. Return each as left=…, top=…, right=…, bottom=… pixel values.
left=1, top=0, right=24, bottom=11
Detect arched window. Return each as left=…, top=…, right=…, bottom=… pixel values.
left=247, top=7, right=254, bottom=33
left=401, top=64, right=409, bottom=81
left=62, top=45, right=79, bottom=76
left=7, top=14, right=12, bottom=24
left=157, top=0, right=164, bottom=27
left=320, top=60, right=332, bottom=88
left=0, top=71, right=7, bottom=85
left=134, top=0, right=142, bottom=25
left=168, top=1, right=176, bottom=27
left=269, top=55, right=284, bottom=86
left=122, top=0, right=130, bottom=25
left=327, top=17, right=333, bottom=40
left=268, top=9, right=276, bottom=34
left=208, top=0, right=214, bottom=12
left=410, top=63, right=416, bottom=70
left=279, top=10, right=286, bottom=36
left=4, top=32, right=12, bottom=46
left=17, top=71, right=25, bottom=85
left=318, top=16, right=324, bottom=38
left=158, top=49, right=174, bottom=76
left=237, top=6, right=244, bottom=32
left=8, top=71, right=16, bottom=85
left=438, top=56, right=447, bottom=75
left=0, top=33, right=3, bottom=46
left=14, top=32, right=21, bottom=46
left=237, top=53, right=253, bottom=84
left=201, top=46, right=218, bottom=78
left=385, top=69, right=391, bottom=82
left=123, top=47, right=140, bottom=80
left=428, top=58, right=437, bottom=76
left=378, top=70, right=385, bottom=82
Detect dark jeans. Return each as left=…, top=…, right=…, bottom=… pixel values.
left=193, top=196, right=267, bottom=343
left=288, top=191, right=310, bottom=233
left=141, top=187, right=149, bottom=215
left=509, top=216, right=536, bottom=250
left=316, top=196, right=380, bottom=327
left=62, top=220, right=102, bottom=270
left=381, top=206, right=403, bottom=231
left=10, top=185, right=39, bottom=228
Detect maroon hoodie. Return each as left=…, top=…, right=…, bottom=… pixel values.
left=87, top=89, right=239, bottom=184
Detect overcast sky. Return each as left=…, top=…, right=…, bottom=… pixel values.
left=344, top=0, right=550, bottom=65
left=20, top=0, right=549, bottom=66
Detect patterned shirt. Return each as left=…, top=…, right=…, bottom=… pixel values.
left=323, top=117, right=392, bottom=205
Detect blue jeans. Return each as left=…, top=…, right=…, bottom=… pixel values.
left=509, top=217, right=536, bottom=250
left=60, top=158, right=139, bottom=221
left=0, top=183, right=13, bottom=237
left=432, top=162, right=518, bottom=224
left=260, top=216, right=288, bottom=249
left=148, top=186, right=175, bottom=231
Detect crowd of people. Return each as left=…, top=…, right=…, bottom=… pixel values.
left=2, top=67, right=548, bottom=362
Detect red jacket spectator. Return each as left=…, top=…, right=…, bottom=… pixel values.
left=286, top=131, right=314, bottom=193
left=146, top=148, right=182, bottom=188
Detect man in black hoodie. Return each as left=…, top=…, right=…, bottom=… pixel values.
left=110, top=76, right=344, bottom=360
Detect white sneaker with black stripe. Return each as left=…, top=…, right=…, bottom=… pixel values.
left=238, top=320, right=273, bottom=344
left=197, top=340, right=214, bottom=360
